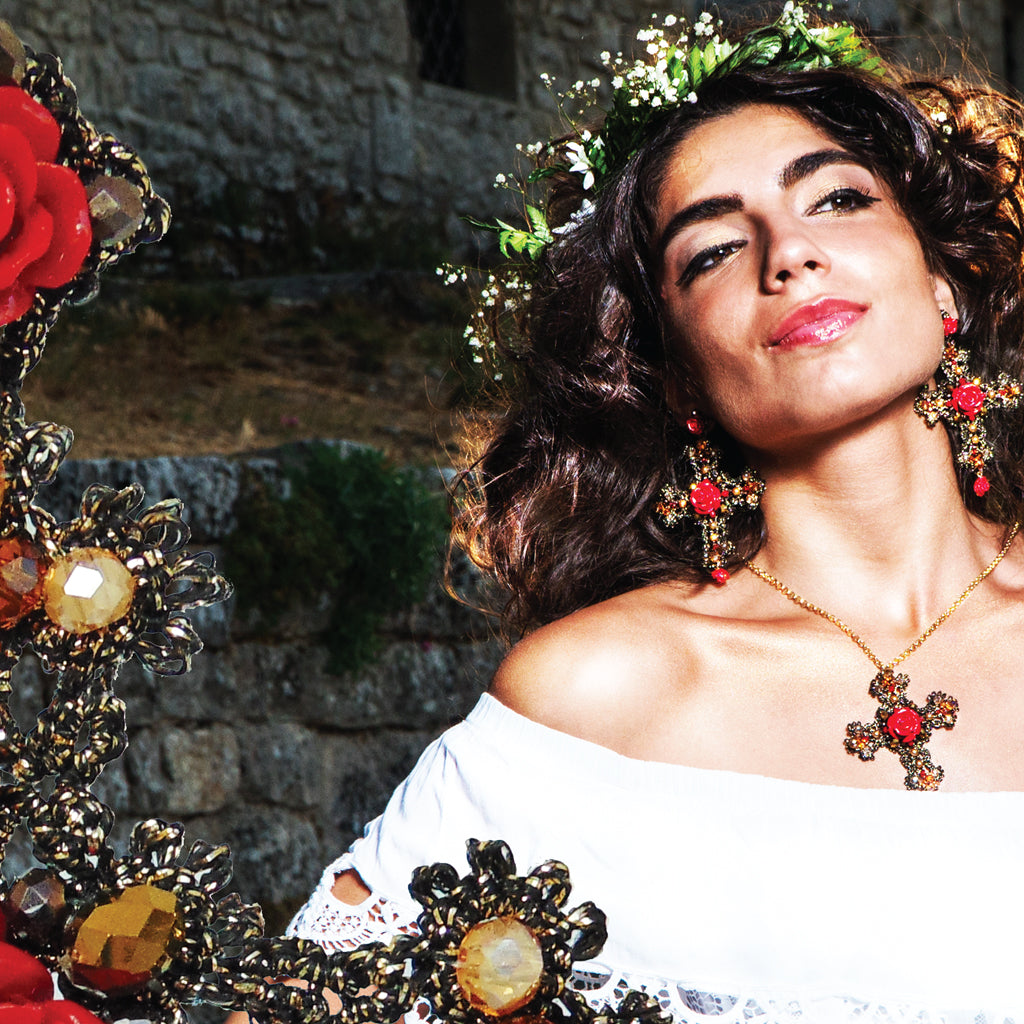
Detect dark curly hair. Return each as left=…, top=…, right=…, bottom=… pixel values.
left=452, top=53, right=1024, bottom=639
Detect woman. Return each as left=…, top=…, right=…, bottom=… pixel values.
left=290, top=6, right=1024, bottom=1020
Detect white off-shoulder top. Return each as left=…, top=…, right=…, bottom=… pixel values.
left=288, top=693, right=1024, bottom=1023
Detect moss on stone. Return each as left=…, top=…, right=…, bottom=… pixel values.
left=225, top=442, right=449, bottom=673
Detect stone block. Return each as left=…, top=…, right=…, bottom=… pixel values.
left=371, top=77, right=415, bottom=181
left=242, top=47, right=277, bottom=84
left=119, top=18, right=161, bottom=62
left=43, top=455, right=248, bottom=540
left=9, top=654, right=47, bottom=730
left=127, top=723, right=241, bottom=816
left=383, top=549, right=502, bottom=641
left=168, top=31, right=206, bottom=72
left=90, top=755, right=130, bottom=810
left=107, top=657, right=162, bottom=727
left=269, top=637, right=497, bottom=730
left=207, top=37, right=243, bottom=70
left=152, top=648, right=245, bottom=723
left=238, top=722, right=321, bottom=808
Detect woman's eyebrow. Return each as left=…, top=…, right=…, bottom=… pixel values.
left=779, top=147, right=860, bottom=189
left=655, top=148, right=861, bottom=263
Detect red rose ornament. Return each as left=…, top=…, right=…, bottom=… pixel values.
left=885, top=706, right=923, bottom=744
left=949, top=380, right=985, bottom=419
left=0, top=86, right=91, bottom=326
left=688, top=480, right=722, bottom=516
left=0, top=941, right=106, bottom=1024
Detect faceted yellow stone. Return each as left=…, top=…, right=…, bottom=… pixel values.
left=43, top=548, right=135, bottom=633
left=69, top=883, right=181, bottom=996
left=455, top=917, right=545, bottom=1016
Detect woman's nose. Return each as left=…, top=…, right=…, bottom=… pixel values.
left=761, top=220, right=831, bottom=291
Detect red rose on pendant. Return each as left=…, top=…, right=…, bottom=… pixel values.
left=689, top=480, right=722, bottom=515
left=949, top=380, right=985, bottom=419
left=885, top=706, right=923, bottom=744
left=0, top=86, right=92, bottom=326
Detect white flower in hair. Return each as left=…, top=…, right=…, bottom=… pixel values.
left=552, top=198, right=596, bottom=236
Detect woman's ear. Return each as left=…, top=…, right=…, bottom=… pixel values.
left=664, top=366, right=701, bottom=427
left=932, top=274, right=957, bottom=321
left=663, top=368, right=688, bottom=425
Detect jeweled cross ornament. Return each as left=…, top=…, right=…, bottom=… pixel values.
left=654, top=426, right=764, bottom=583
left=914, top=336, right=1023, bottom=498
left=844, top=670, right=958, bottom=791
left=746, top=522, right=1020, bottom=790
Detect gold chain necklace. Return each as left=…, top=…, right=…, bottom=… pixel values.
left=745, top=522, right=1020, bottom=790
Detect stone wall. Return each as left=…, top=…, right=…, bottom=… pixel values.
left=9, top=446, right=504, bottom=931
left=0, top=0, right=1012, bottom=271
left=0, top=0, right=667, bottom=269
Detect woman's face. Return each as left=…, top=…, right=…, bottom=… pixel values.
left=655, top=104, right=953, bottom=451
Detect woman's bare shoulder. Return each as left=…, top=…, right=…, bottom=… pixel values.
left=489, top=581, right=705, bottom=746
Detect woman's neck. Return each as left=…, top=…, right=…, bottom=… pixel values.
left=746, top=405, right=1002, bottom=639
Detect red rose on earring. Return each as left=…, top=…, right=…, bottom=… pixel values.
left=950, top=380, right=985, bottom=419
left=689, top=480, right=722, bottom=515
left=885, top=706, right=923, bottom=744
left=0, top=86, right=92, bottom=326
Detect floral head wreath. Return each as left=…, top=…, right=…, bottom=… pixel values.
left=446, top=2, right=887, bottom=374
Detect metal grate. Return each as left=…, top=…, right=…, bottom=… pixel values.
left=406, top=0, right=466, bottom=89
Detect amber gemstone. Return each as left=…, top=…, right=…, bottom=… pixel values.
left=69, top=883, right=181, bottom=996
left=0, top=20, right=26, bottom=83
left=3, top=869, right=68, bottom=948
left=86, top=176, right=145, bottom=247
left=0, top=536, right=48, bottom=626
left=456, top=917, right=545, bottom=1016
left=43, top=548, right=135, bottom=633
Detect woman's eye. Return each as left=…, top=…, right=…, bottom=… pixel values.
left=679, top=240, right=745, bottom=284
left=812, top=186, right=880, bottom=214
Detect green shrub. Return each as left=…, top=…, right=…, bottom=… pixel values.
left=225, top=444, right=449, bottom=672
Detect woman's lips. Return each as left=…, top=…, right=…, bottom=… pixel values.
left=768, top=299, right=868, bottom=350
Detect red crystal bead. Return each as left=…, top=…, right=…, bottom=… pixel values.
left=973, top=475, right=990, bottom=497
left=685, top=415, right=704, bottom=435
left=942, top=314, right=959, bottom=337
left=711, top=568, right=730, bottom=584
left=0, top=535, right=48, bottom=627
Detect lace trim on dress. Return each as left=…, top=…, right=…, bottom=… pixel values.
left=287, top=863, right=1017, bottom=1024
left=286, top=853, right=417, bottom=953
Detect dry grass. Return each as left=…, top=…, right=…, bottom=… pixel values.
left=19, top=276, right=469, bottom=467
